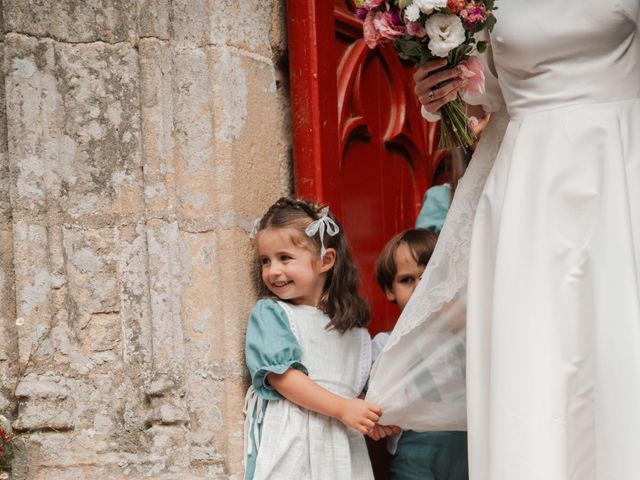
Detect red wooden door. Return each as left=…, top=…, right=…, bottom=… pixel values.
left=288, top=0, right=446, bottom=336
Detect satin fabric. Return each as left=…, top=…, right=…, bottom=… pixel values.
left=467, top=2, right=640, bottom=479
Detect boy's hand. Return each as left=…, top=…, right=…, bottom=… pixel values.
left=338, top=398, right=382, bottom=434
left=367, top=424, right=402, bottom=441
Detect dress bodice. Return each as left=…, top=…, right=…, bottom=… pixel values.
left=490, top=0, right=640, bottom=118
left=278, top=302, right=371, bottom=398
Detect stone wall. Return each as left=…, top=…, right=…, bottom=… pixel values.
left=0, top=1, right=292, bottom=478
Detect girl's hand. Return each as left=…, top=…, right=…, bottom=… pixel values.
left=367, top=424, right=402, bottom=441
left=338, top=398, right=382, bottom=434
left=414, top=59, right=466, bottom=116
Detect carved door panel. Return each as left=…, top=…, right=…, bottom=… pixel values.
left=288, top=0, right=446, bottom=335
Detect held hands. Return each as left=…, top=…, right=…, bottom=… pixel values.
left=338, top=398, right=382, bottom=435
left=414, top=59, right=468, bottom=116
left=336, top=398, right=401, bottom=440
left=368, top=424, right=402, bottom=441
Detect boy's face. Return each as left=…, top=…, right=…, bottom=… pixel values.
left=385, top=243, right=425, bottom=311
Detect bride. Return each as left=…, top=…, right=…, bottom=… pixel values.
left=366, top=2, right=640, bottom=479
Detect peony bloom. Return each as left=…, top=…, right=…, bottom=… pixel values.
left=458, top=55, right=485, bottom=96
left=407, top=21, right=427, bottom=38
left=405, top=3, right=421, bottom=22
left=425, top=13, right=466, bottom=57
left=364, top=12, right=382, bottom=48
left=365, top=0, right=386, bottom=9
left=374, top=10, right=405, bottom=40
left=414, top=0, right=448, bottom=14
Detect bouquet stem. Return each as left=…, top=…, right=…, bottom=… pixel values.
left=438, top=96, right=475, bottom=150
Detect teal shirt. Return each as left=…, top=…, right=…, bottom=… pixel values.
left=244, top=300, right=309, bottom=480
left=416, top=184, right=452, bottom=232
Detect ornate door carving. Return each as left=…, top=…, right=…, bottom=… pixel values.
left=288, top=0, right=446, bottom=334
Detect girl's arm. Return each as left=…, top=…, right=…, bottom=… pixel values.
left=267, top=369, right=382, bottom=434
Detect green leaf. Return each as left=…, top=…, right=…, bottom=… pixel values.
left=393, top=37, right=431, bottom=65
left=485, top=14, right=497, bottom=32
left=476, top=41, right=487, bottom=53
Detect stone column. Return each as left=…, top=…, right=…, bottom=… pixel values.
left=1, top=0, right=291, bottom=478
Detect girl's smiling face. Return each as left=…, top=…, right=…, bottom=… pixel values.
left=256, top=228, right=334, bottom=307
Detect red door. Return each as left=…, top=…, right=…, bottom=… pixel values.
left=288, top=0, right=447, bottom=336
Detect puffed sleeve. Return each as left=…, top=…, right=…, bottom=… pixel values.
left=461, top=30, right=504, bottom=113
left=245, top=299, right=308, bottom=400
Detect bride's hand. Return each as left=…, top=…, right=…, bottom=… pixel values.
left=414, top=59, right=466, bottom=116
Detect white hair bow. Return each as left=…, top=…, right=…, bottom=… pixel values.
left=305, top=207, right=340, bottom=258
left=249, top=218, right=261, bottom=239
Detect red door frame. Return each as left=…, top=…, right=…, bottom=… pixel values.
left=287, top=0, right=343, bottom=216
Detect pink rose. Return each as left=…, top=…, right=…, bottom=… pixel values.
left=406, top=21, right=427, bottom=38
left=468, top=115, right=480, bottom=131
left=364, top=12, right=382, bottom=48
left=365, top=0, right=386, bottom=9
left=373, top=11, right=405, bottom=40
left=458, top=56, right=485, bottom=97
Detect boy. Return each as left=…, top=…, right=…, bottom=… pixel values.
left=373, top=228, right=468, bottom=480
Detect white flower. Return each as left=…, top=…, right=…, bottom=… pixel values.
left=414, top=0, right=447, bottom=14
left=425, top=13, right=466, bottom=58
left=405, top=3, right=421, bottom=22
left=15, top=317, right=25, bottom=326
left=0, top=472, right=9, bottom=479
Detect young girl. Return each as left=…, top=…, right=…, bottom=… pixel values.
left=244, top=197, right=380, bottom=480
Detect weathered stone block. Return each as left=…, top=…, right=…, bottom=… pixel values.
left=138, top=38, right=176, bottom=220
left=171, top=0, right=276, bottom=57
left=118, top=222, right=153, bottom=366
left=13, top=374, right=75, bottom=432
left=15, top=373, right=69, bottom=399
left=210, top=45, right=291, bottom=219
left=4, top=33, right=144, bottom=224
left=139, top=0, right=170, bottom=40
left=63, top=226, right=121, bottom=332
left=3, top=0, right=138, bottom=43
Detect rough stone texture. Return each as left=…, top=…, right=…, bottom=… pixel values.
left=3, top=0, right=138, bottom=43
left=0, top=1, right=292, bottom=478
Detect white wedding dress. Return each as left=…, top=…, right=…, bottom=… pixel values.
left=367, top=2, right=640, bottom=479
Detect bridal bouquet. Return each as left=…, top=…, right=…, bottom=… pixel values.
left=355, top=0, right=497, bottom=149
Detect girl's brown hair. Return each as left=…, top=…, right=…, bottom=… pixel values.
left=375, top=229, right=439, bottom=293
left=254, top=197, right=369, bottom=333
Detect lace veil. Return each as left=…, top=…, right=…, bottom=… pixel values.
left=365, top=35, right=509, bottom=428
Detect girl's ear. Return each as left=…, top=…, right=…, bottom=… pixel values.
left=319, top=248, right=336, bottom=273
left=385, top=289, right=397, bottom=303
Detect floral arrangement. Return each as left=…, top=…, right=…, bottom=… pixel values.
left=355, top=0, right=497, bottom=148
